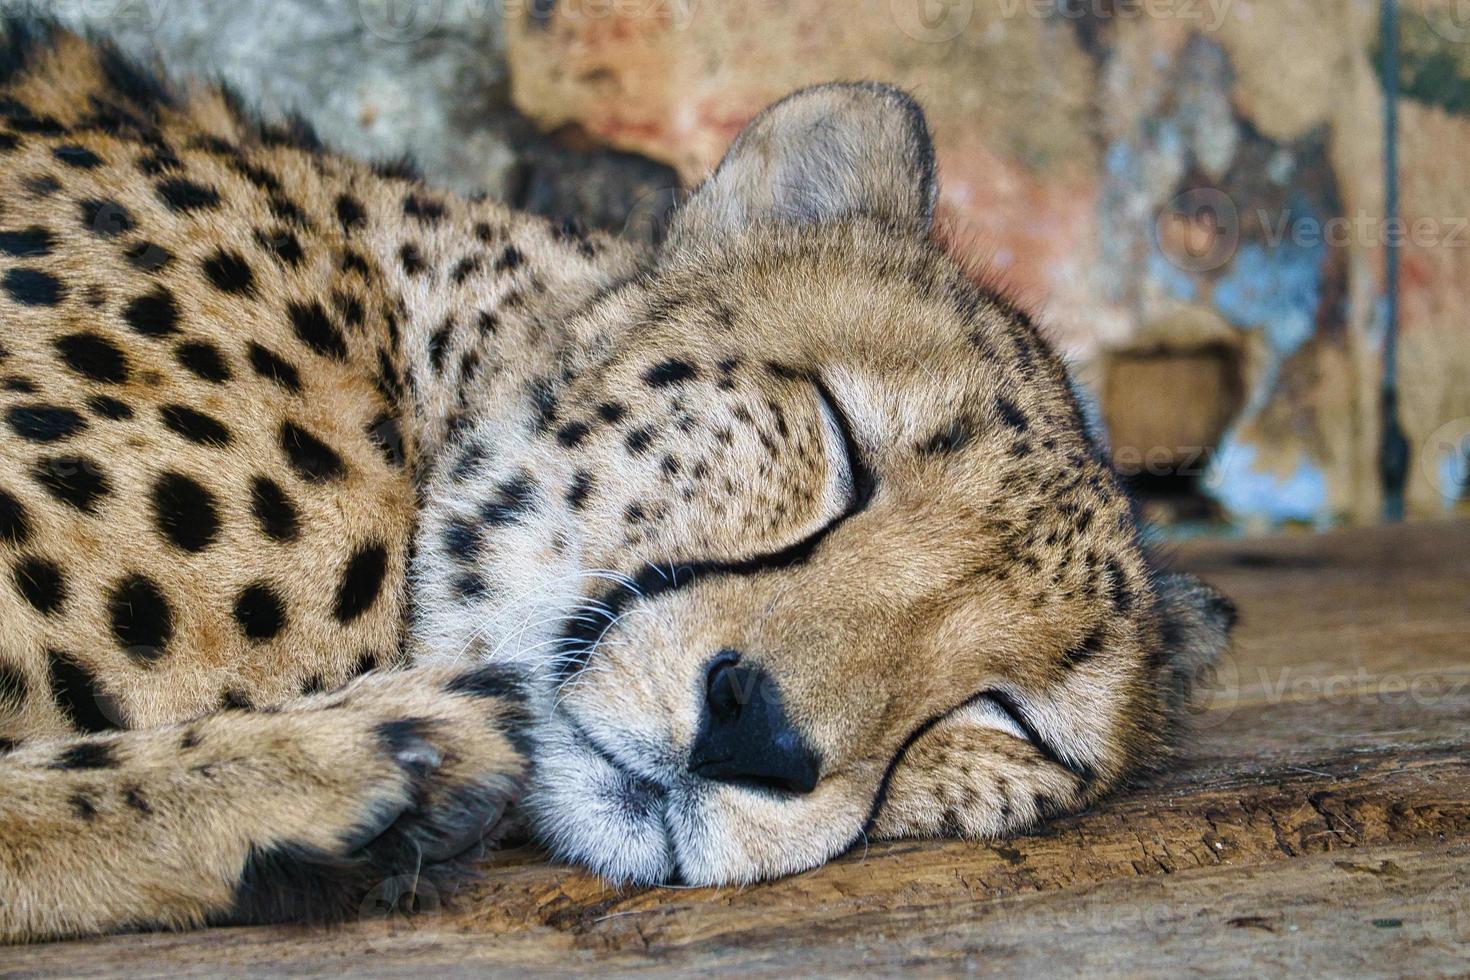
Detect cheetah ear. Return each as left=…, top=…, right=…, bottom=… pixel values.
left=666, top=82, right=938, bottom=253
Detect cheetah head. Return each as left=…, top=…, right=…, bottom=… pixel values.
left=414, top=83, right=1235, bottom=884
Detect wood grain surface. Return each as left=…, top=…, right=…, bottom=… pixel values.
left=3, top=520, right=1468, bottom=978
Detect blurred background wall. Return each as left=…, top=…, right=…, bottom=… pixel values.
left=46, top=0, right=1470, bottom=534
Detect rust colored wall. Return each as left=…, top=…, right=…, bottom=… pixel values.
left=507, top=0, right=1470, bottom=528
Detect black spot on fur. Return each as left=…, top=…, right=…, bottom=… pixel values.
left=125, top=240, right=174, bottom=271
left=372, top=153, right=421, bottom=181
left=403, top=193, right=445, bottom=223
left=69, top=793, right=98, bottom=820
left=31, top=455, right=111, bottom=513
left=361, top=415, right=401, bottom=468
left=230, top=157, right=282, bottom=192
left=123, top=786, right=153, bottom=815
left=2, top=376, right=34, bottom=392
left=247, top=342, right=303, bottom=393
left=51, top=741, right=118, bottom=771
left=428, top=318, right=453, bottom=373
left=47, top=649, right=120, bottom=733
left=268, top=194, right=313, bottom=229
left=288, top=300, right=347, bottom=360
left=495, top=245, right=523, bottom=272
left=997, top=397, right=1029, bottom=432
left=136, top=149, right=181, bottom=175
left=108, top=574, right=173, bottom=662
left=335, top=193, right=366, bottom=232
left=452, top=572, right=486, bottom=601
left=597, top=402, right=627, bottom=425
left=280, top=421, right=347, bottom=483
left=451, top=255, right=481, bottom=284
left=156, top=177, right=221, bottom=212
left=258, top=112, right=322, bottom=152
left=3, top=267, right=64, bottom=305
left=53, top=143, right=103, bottom=168
left=1060, top=630, right=1105, bottom=670
left=6, top=404, right=85, bottom=442
left=220, top=689, right=254, bottom=711
left=123, top=287, right=180, bottom=335
left=440, top=517, right=480, bottom=560
left=445, top=664, right=527, bottom=702
left=555, top=420, right=589, bottom=448
left=643, top=359, right=697, bottom=388
left=175, top=341, right=232, bottom=383
left=1106, top=558, right=1133, bottom=614
left=480, top=474, right=535, bottom=527
left=526, top=377, right=558, bottom=431
left=250, top=476, right=299, bottom=542
left=234, top=583, right=287, bottom=641
left=151, top=472, right=220, bottom=552
left=54, top=333, right=129, bottom=384
left=159, top=404, right=232, bottom=447
left=0, top=225, right=53, bottom=257
left=333, top=543, right=388, bottom=624
left=255, top=227, right=304, bottom=267
left=87, top=395, right=134, bottom=420
left=0, top=487, right=32, bottom=546
left=24, top=175, right=61, bottom=197
left=919, top=417, right=974, bottom=456
left=13, top=555, right=66, bottom=615
left=202, top=248, right=255, bottom=294
left=79, top=199, right=134, bottom=237
left=398, top=242, right=425, bottom=276
left=624, top=426, right=654, bottom=456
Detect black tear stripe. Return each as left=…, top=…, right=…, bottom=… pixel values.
left=553, top=374, right=875, bottom=685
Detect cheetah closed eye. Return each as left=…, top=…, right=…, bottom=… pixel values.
left=0, top=19, right=1234, bottom=942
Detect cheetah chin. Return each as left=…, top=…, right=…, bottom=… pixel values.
left=0, top=18, right=1234, bottom=940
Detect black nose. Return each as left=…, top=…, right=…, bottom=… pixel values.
left=687, top=651, right=821, bottom=794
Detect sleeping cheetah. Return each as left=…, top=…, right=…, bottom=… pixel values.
left=0, top=19, right=1235, bottom=942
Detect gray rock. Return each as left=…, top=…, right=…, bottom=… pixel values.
left=43, top=0, right=677, bottom=238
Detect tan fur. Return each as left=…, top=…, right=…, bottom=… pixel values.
left=0, top=23, right=1234, bottom=941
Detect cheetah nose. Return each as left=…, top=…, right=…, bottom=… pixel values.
left=688, top=651, right=821, bottom=795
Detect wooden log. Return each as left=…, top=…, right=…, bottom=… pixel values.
left=2, top=520, right=1467, bottom=976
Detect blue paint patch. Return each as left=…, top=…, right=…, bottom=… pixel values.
left=1205, top=435, right=1329, bottom=523
left=1211, top=197, right=1326, bottom=358
left=1104, top=140, right=1137, bottom=179
left=1437, top=444, right=1469, bottom=509
left=1149, top=246, right=1198, bottom=301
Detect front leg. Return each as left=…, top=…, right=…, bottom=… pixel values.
left=0, top=664, right=528, bottom=943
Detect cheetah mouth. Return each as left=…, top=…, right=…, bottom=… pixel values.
left=524, top=709, right=687, bottom=884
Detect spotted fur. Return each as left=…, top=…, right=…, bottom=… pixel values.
left=0, top=21, right=1233, bottom=942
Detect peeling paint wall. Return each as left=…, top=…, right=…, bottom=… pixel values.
left=508, top=0, right=1470, bottom=527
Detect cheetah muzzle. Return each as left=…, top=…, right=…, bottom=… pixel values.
left=0, top=19, right=1235, bottom=941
